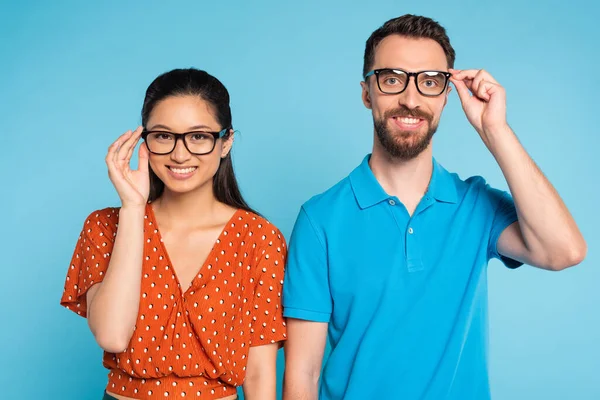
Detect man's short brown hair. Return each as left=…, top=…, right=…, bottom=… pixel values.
left=363, top=14, right=456, bottom=77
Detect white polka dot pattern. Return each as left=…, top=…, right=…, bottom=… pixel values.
left=60, top=205, right=287, bottom=399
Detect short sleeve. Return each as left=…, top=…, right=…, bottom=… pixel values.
left=282, top=207, right=332, bottom=323
left=60, top=208, right=118, bottom=317
left=249, top=226, right=288, bottom=346
left=485, top=186, right=523, bottom=269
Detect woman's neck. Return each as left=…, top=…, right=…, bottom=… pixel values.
left=152, top=182, right=226, bottom=228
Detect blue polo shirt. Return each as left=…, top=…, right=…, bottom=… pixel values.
left=283, top=154, right=522, bottom=400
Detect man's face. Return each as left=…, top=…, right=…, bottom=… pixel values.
left=361, top=35, right=451, bottom=160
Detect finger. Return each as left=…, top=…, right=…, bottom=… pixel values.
left=449, top=69, right=480, bottom=80
left=125, top=137, right=141, bottom=168
left=479, top=69, right=498, bottom=84
left=110, top=130, right=133, bottom=152
left=476, top=80, right=504, bottom=102
left=473, top=69, right=499, bottom=90
left=115, top=129, right=141, bottom=170
left=462, top=78, right=475, bottom=93
left=476, top=79, right=492, bottom=101
left=450, top=78, right=472, bottom=104
left=138, top=142, right=150, bottom=174
left=472, top=70, right=492, bottom=95
left=449, top=68, right=464, bottom=81
left=118, top=127, right=143, bottom=162
left=481, top=81, right=504, bottom=101
left=113, top=131, right=133, bottom=166
left=106, top=141, right=119, bottom=165
left=472, top=72, right=485, bottom=97
left=107, top=130, right=132, bottom=164
left=124, top=127, right=144, bottom=164
left=451, top=72, right=476, bottom=94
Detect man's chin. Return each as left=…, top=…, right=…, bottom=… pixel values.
left=381, top=133, right=433, bottom=160
left=388, top=122, right=429, bottom=138
left=385, top=146, right=425, bottom=160
left=374, top=118, right=436, bottom=160
left=390, top=131, right=429, bottom=147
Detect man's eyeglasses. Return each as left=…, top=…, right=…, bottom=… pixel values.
left=364, top=68, right=451, bottom=97
left=141, top=127, right=230, bottom=155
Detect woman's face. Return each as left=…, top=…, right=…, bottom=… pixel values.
left=144, top=95, right=233, bottom=196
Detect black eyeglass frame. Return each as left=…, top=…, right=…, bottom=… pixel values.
left=141, top=127, right=230, bottom=155
left=364, top=68, right=452, bottom=97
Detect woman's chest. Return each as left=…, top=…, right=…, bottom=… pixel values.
left=139, top=236, right=258, bottom=319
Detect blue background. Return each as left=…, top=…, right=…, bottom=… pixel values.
left=1, top=0, right=598, bottom=399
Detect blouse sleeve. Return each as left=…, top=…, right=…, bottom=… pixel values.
left=60, top=208, right=118, bottom=317
left=249, top=225, right=288, bottom=347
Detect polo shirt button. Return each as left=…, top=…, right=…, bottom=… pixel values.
left=408, top=227, right=414, bottom=234
left=388, top=199, right=396, bottom=206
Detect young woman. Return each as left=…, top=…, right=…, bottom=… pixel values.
left=61, top=68, right=287, bottom=399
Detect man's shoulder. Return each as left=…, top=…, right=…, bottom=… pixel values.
left=457, top=173, right=488, bottom=191
left=439, top=164, right=505, bottom=211
left=439, top=163, right=490, bottom=193
left=300, top=173, right=354, bottom=216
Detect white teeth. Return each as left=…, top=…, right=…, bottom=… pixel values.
left=169, top=167, right=197, bottom=174
left=398, top=117, right=420, bottom=124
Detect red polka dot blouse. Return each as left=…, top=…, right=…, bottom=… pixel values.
left=60, top=204, right=287, bottom=399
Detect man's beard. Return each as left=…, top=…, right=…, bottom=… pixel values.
left=374, top=105, right=438, bottom=160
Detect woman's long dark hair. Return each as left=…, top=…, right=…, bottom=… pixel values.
left=141, top=68, right=256, bottom=214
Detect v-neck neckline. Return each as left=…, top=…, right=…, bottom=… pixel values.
left=146, top=202, right=242, bottom=296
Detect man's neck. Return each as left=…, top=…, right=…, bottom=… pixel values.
left=369, top=145, right=433, bottom=216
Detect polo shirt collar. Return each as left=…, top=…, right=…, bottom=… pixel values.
left=349, top=154, right=457, bottom=209
left=429, top=158, right=458, bottom=204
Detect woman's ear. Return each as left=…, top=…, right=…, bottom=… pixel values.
left=221, top=129, right=235, bottom=158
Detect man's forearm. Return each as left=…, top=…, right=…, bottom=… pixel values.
left=243, top=375, right=276, bottom=400
left=283, top=370, right=320, bottom=400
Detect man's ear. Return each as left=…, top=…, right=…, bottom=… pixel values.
left=444, top=85, right=452, bottom=107
left=361, top=81, right=372, bottom=110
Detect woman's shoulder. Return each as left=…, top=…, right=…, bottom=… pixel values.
left=83, top=206, right=121, bottom=224
left=78, top=206, right=123, bottom=239
left=234, top=209, right=287, bottom=245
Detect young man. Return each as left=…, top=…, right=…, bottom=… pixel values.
left=282, top=14, right=586, bottom=400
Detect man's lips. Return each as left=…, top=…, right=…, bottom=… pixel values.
left=391, top=116, right=426, bottom=130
